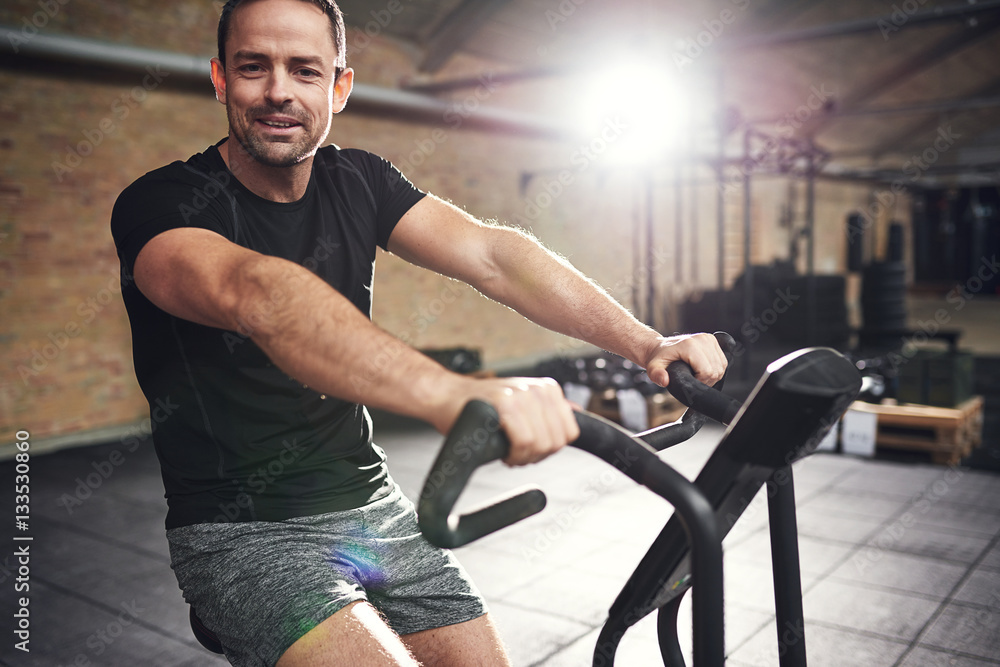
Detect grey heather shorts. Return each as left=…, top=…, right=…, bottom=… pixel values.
left=166, top=481, right=487, bottom=667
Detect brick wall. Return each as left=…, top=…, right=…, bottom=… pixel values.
left=0, top=0, right=892, bottom=446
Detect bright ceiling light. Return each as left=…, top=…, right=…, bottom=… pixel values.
left=573, top=56, right=700, bottom=166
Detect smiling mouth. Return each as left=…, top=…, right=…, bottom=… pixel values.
left=259, top=120, right=299, bottom=128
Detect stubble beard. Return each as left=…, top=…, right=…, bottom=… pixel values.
left=227, top=103, right=326, bottom=168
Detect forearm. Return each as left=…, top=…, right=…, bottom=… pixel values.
left=474, top=227, right=660, bottom=366
left=235, top=255, right=471, bottom=431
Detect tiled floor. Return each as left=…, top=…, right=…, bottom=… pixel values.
left=2, top=417, right=999, bottom=667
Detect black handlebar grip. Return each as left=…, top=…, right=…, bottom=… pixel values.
left=665, top=331, right=741, bottom=426
left=417, top=400, right=547, bottom=549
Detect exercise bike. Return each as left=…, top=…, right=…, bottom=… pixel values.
left=417, top=333, right=862, bottom=667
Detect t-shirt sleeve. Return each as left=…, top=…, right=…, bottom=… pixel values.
left=346, top=150, right=426, bottom=249
left=110, top=170, right=232, bottom=278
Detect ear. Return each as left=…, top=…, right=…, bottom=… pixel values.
left=210, top=57, right=227, bottom=105
left=332, top=67, right=354, bottom=114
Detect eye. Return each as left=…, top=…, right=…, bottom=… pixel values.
left=239, top=64, right=264, bottom=74
left=297, top=68, right=320, bottom=78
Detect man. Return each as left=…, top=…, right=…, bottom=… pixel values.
left=110, top=0, right=727, bottom=665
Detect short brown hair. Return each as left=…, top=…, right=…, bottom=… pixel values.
left=217, top=0, right=347, bottom=68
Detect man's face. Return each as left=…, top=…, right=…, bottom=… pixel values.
left=212, top=0, right=350, bottom=167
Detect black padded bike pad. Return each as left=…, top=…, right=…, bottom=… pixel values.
left=606, top=347, right=861, bottom=626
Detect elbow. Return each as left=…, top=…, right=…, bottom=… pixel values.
left=474, top=226, right=533, bottom=293
left=227, top=255, right=299, bottom=342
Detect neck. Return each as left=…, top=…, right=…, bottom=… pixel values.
left=218, top=136, right=313, bottom=203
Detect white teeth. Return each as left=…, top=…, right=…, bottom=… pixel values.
left=262, top=120, right=294, bottom=127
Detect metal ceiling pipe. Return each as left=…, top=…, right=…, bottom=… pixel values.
left=721, top=0, right=1000, bottom=50
left=0, top=25, right=571, bottom=140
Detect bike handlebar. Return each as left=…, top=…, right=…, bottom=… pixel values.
left=665, top=332, right=740, bottom=425
left=416, top=400, right=547, bottom=549
left=417, top=332, right=739, bottom=549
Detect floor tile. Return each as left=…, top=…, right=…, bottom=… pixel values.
left=537, top=617, right=664, bottom=667
left=724, top=558, right=779, bottom=614
left=728, top=621, right=909, bottom=667
left=487, top=600, right=592, bottom=667
left=498, top=567, right=627, bottom=626
left=930, top=471, right=1000, bottom=509
left=911, top=502, right=1000, bottom=538
left=981, top=546, right=1000, bottom=571
left=5, top=580, right=108, bottom=654
left=828, top=550, right=971, bottom=599
left=800, top=488, right=911, bottom=521
left=829, top=461, right=943, bottom=497
left=34, top=490, right=171, bottom=555
left=727, top=530, right=857, bottom=577
left=878, top=525, right=994, bottom=565
left=7, top=426, right=1000, bottom=667
left=898, top=646, right=1000, bottom=666
left=919, top=602, right=1000, bottom=661
left=802, top=579, right=941, bottom=641
left=452, top=544, right=559, bottom=600
left=952, top=567, right=1000, bottom=608
left=795, top=505, right=886, bottom=544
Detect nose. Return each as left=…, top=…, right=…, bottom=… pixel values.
left=265, top=69, right=294, bottom=107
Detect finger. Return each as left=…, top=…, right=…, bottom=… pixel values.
left=494, top=391, right=533, bottom=466
left=504, top=379, right=575, bottom=465
left=498, top=382, right=551, bottom=466
left=532, top=381, right=561, bottom=451
left=647, top=363, right=669, bottom=387
left=692, top=333, right=727, bottom=385
left=541, top=378, right=578, bottom=449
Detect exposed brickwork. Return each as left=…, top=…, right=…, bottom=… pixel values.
left=0, top=2, right=890, bottom=442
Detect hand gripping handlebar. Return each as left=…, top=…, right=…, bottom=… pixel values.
left=416, top=332, right=738, bottom=549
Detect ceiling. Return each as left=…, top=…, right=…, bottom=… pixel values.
left=335, top=0, right=1000, bottom=188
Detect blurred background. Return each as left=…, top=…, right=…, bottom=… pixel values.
left=2, top=1, right=1000, bottom=666
left=2, top=0, right=1000, bottom=465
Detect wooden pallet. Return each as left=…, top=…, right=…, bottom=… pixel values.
left=588, top=390, right=686, bottom=430
left=848, top=396, right=984, bottom=465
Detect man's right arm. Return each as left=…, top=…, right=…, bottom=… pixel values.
left=132, top=227, right=578, bottom=464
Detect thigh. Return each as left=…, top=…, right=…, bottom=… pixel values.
left=167, top=518, right=370, bottom=667
left=355, top=486, right=488, bottom=636
left=401, top=612, right=511, bottom=667
left=276, top=600, right=418, bottom=667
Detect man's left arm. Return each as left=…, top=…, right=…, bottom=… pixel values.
left=386, top=195, right=727, bottom=387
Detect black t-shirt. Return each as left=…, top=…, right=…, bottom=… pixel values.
left=111, top=140, right=426, bottom=529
